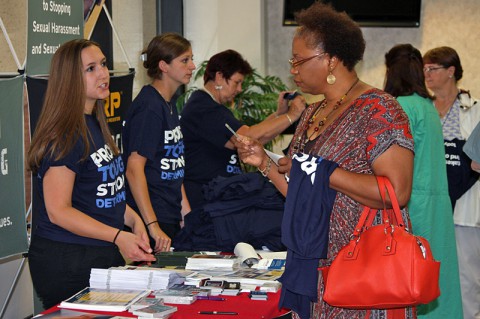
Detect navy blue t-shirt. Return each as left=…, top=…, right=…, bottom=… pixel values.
left=122, top=85, right=183, bottom=223
left=35, top=115, right=126, bottom=246
left=180, top=90, right=243, bottom=209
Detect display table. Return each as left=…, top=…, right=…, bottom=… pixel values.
left=41, top=291, right=291, bottom=319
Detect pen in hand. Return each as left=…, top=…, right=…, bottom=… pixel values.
left=225, top=123, right=240, bottom=139
left=198, top=311, right=238, bottom=315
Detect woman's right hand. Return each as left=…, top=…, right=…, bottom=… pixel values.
left=115, top=230, right=156, bottom=263
left=234, top=135, right=267, bottom=168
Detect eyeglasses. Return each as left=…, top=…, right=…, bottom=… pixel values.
left=289, top=52, right=326, bottom=69
left=423, top=66, right=446, bottom=73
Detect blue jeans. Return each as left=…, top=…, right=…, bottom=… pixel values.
left=28, top=235, right=125, bottom=310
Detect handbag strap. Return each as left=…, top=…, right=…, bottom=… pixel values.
left=353, top=176, right=405, bottom=237
left=377, top=176, right=406, bottom=228
left=351, top=206, right=374, bottom=237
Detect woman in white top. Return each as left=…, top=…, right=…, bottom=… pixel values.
left=423, top=46, right=480, bottom=319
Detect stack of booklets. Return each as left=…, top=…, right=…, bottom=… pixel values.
left=153, top=284, right=210, bottom=304
left=129, top=296, right=164, bottom=311
left=184, top=272, right=211, bottom=287
left=185, top=254, right=239, bottom=270
left=207, top=268, right=283, bottom=286
left=59, top=287, right=150, bottom=312
left=221, top=281, right=241, bottom=296
left=131, top=304, right=178, bottom=318
left=201, top=280, right=226, bottom=296
left=36, top=308, right=135, bottom=318
left=258, top=281, right=282, bottom=292
left=89, top=266, right=186, bottom=291
left=249, top=290, right=268, bottom=301
left=251, top=258, right=286, bottom=270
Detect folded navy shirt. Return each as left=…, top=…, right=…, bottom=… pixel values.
left=279, top=153, right=338, bottom=319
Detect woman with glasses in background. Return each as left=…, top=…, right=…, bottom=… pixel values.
left=236, top=2, right=414, bottom=318
left=385, top=43, right=462, bottom=319
left=423, top=46, right=480, bottom=319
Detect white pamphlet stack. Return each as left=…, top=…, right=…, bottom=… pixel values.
left=185, top=254, right=239, bottom=270
left=89, top=266, right=186, bottom=291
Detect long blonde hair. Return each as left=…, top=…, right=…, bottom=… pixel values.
left=27, top=39, right=118, bottom=173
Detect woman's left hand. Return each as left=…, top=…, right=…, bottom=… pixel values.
left=124, top=205, right=157, bottom=261
left=276, top=91, right=291, bottom=115
left=277, top=156, right=292, bottom=176
left=287, top=95, right=307, bottom=122
left=472, top=160, right=480, bottom=173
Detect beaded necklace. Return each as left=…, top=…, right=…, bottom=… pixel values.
left=307, top=78, right=359, bottom=140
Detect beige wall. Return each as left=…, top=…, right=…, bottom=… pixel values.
left=265, top=0, right=480, bottom=97
left=0, top=1, right=27, bottom=71
left=184, top=0, right=265, bottom=75
left=3, top=1, right=479, bottom=96
left=112, top=0, right=156, bottom=97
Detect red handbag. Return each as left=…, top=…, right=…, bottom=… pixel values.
left=322, top=176, right=440, bottom=309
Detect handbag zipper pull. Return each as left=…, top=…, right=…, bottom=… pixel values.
left=417, top=239, right=427, bottom=259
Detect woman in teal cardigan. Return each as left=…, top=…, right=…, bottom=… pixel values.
left=384, top=44, right=463, bottom=318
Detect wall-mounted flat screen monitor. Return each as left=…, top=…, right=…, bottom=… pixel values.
left=283, top=0, right=422, bottom=28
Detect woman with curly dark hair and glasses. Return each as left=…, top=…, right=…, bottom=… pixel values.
left=236, top=2, right=415, bottom=318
